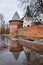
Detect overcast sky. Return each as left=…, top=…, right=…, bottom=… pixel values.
left=0, top=0, right=26, bottom=23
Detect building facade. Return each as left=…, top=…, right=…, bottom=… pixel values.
left=23, top=16, right=33, bottom=27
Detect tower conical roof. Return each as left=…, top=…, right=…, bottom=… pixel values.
left=12, top=11, right=20, bottom=20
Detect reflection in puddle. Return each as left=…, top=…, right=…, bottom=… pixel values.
left=0, top=50, right=43, bottom=65
left=12, top=51, right=28, bottom=65
left=0, top=51, right=28, bottom=65
left=0, top=36, right=10, bottom=51
left=12, top=52, right=20, bottom=60
left=0, top=36, right=28, bottom=65
left=0, top=36, right=43, bottom=65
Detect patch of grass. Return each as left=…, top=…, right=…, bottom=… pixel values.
left=10, top=34, right=43, bottom=42
left=16, top=35, right=43, bottom=42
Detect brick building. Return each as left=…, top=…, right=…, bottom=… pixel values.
left=9, top=20, right=23, bottom=52
left=9, top=20, right=23, bottom=37
left=8, top=11, right=24, bottom=52
left=9, top=11, right=23, bottom=37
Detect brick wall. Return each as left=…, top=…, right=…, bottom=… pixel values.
left=9, top=25, right=17, bottom=37
left=18, top=24, right=43, bottom=37
left=9, top=20, right=43, bottom=38
left=9, top=20, right=23, bottom=37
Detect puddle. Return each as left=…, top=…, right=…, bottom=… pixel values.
left=0, top=36, right=43, bottom=65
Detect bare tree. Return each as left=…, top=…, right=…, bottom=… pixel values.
left=18, top=0, right=30, bottom=16
left=19, top=0, right=43, bottom=23
left=5, top=23, right=10, bottom=34
left=30, top=0, right=43, bottom=22
left=0, top=14, right=5, bottom=34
